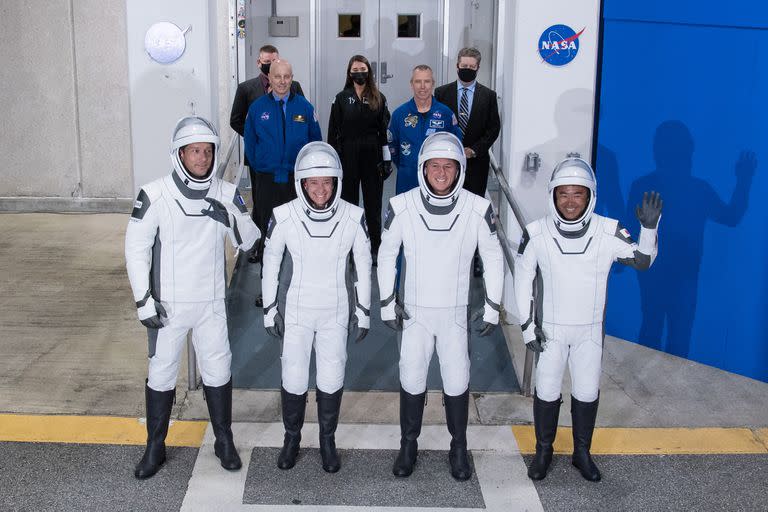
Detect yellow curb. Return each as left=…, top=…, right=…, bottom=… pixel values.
left=512, top=426, right=768, bottom=455
left=0, top=415, right=207, bottom=447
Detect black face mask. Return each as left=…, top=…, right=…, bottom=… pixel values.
left=457, top=67, right=477, bottom=83
left=350, top=72, right=367, bottom=85
left=260, top=62, right=271, bottom=76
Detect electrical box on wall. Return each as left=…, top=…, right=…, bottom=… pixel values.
left=269, top=16, right=298, bottom=37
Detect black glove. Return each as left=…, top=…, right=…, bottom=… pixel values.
left=635, top=191, right=663, bottom=229
left=383, top=302, right=410, bottom=331
left=471, top=309, right=497, bottom=337
left=525, top=325, right=546, bottom=353
left=349, top=315, right=369, bottom=343
left=140, top=301, right=167, bottom=329
left=265, top=309, right=284, bottom=338
left=201, top=197, right=231, bottom=228
left=378, top=161, right=393, bottom=180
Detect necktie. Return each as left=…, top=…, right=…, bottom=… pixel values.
left=459, top=87, right=469, bottom=137
left=279, top=99, right=286, bottom=144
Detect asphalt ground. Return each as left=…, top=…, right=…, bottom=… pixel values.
left=2, top=416, right=768, bottom=512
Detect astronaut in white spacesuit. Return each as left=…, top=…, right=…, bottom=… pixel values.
left=377, top=132, right=504, bottom=481
left=125, top=116, right=260, bottom=479
left=262, top=142, right=372, bottom=473
left=515, top=157, right=662, bottom=482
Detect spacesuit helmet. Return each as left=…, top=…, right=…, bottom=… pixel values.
left=170, top=116, right=220, bottom=190
left=294, top=142, right=343, bottom=220
left=417, top=132, right=466, bottom=206
left=547, top=156, right=597, bottom=232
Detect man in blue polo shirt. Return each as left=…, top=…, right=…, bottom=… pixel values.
left=244, top=59, right=322, bottom=297
left=388, top=65, right=461, bottom=194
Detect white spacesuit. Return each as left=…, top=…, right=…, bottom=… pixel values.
left=125, top=116, right=259, bottom=479
left=377, top=132, right=504, bottom=481
left=515, top=157, right=661, bottom=483
left=262, top=141, right=372, bottom=473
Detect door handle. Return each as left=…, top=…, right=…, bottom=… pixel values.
left=371, top=61, right=377, bottom=82
left=380, top=61, right=394, bottom=84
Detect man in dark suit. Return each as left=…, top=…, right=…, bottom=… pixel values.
left=435, top=48, right=501, bottom=276
left=229, top=44, right=304, bottom=263
left=435, top=48, right=500, bottom=198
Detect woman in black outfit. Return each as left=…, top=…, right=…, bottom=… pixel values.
left=328, top=55, right=391, bottom=264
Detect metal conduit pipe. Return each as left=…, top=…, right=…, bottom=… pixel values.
left=487, top=152, right=535, bottom=397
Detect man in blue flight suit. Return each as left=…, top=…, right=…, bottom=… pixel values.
left=389, top=65, right=462, bottom=194
left=244, top=58, right=322, bottom=305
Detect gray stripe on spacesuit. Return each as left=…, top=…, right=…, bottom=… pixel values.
left=147, top=327, right=159, bottom=358
left=136, top=290, right=151, bottom=308
left=553, top=218, right=591, bottom=239
left=419, top=193, right=459, bottom=215
left=131, top=189, right=151, bottom=220
left=232, top=218, right=243, bottom=246
left=233, top=188, right=248, bottom=214
left=300, top=220, right=339, bottom=238
left=534, top=267, right=544, bottom=328
left=174, top=199, right=207, bottom=216
left=517, top=229, right=530, bottom=255
left=485, top=295, right=501, bottom=312
left=150, top=230, right=161, bottom=301
left=552, top=236, right=593, bottom=255
left=380, top=293, right=395, bottom=307
left=483, top=205, right=497, bottom=234
left=384, top=203, right=396, bottom=230
left=418, top=213, right=459, bottom=232
left=263, top=299, right=277, bottom=314
left=172, top=171, right=209, bottom=199
left=520, top=300, right=534, bottom=331
left=617, top=250, right=651, bottom=270
left=355, top=289, right=370, bottom=316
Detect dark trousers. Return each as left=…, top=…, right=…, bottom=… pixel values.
left=339, top=143, right=383, bottom=252
left=251, top=170, right=297, bottom=255
left=463, top=156, right=491, bottom=198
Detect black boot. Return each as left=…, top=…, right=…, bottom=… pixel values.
left=571, top=395, right=601, bottom=482
left=392, top=387, right=426, bottom=477
left=316, top=388, right=343, bottom=473
left=278, top=387, right=307, bottom=470
left=134, top=382, right=175, bottom=479
left=444, top=390, right=472, bottom=481
left=527, top=392, right=561, bottom=480
left=203, top=379, right=242, bottom=470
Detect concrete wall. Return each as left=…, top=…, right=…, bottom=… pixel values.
left=0, top=0, right=133, bottom=211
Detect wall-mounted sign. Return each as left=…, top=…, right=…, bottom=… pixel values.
left=144, top=22, right=190, bottom=64
left=538, top=24, right=585, bottom=67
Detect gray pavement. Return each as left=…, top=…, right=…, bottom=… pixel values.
left=0, top=442, right=198, bottom=512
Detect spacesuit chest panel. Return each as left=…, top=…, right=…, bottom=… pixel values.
left=538, top=217, right=614, bottom=325
left=157, top=176, right=224, bottom=302
left=400, top=191, right=476, bottom=307
left=284, top=202, right=355, bottom=309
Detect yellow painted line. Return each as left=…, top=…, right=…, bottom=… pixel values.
left=0, top=415, right=207, bottom=447
left=512, top=426, right=768, bottom=455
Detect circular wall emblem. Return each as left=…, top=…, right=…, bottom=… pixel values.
left=144, top=22, right=187, bottom=64
left=538, top=24, right=584, bottom=67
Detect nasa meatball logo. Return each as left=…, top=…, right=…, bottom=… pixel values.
left=260, top=111, right=270, bottom=121
left=538, top=24, right=585, bottom=66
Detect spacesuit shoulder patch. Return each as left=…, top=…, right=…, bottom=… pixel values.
left=232, top=187, right=248, bottom=214
left=483, top=205, right=497, bottom=234
left=517, top=228, right=531, bottom=255
left=383, top=202, right=396, bottom=230
left=613, top=222, right=635, bottom=244
left=131, top=189, right=151, bottom=220
left=266, top=213, right=277, bottom=239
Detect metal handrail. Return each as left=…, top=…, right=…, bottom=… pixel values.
left=215, top=133, right=240, bottom=181
left=488, top=152, right=535, bottom=397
